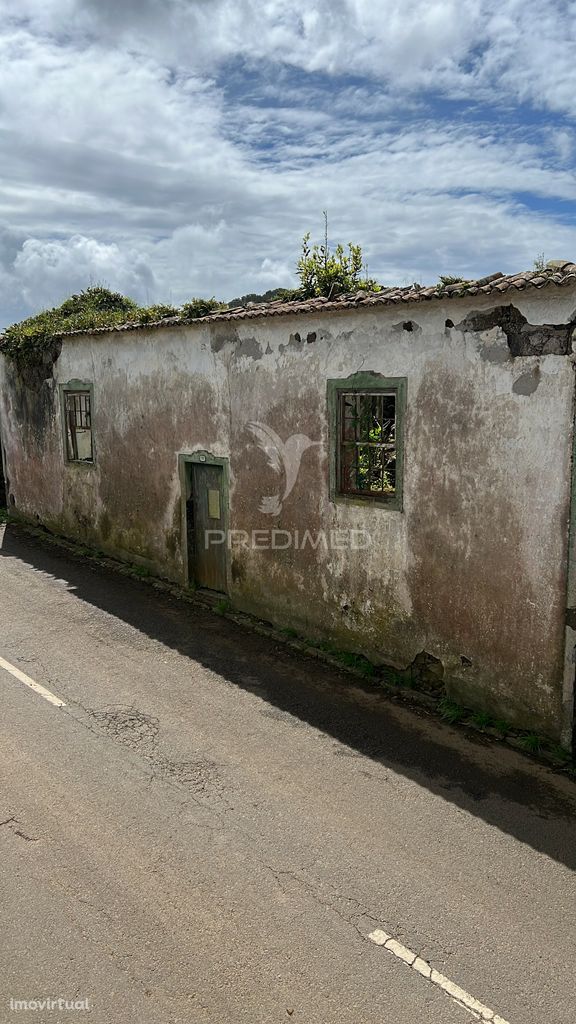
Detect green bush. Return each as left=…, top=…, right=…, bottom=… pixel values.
left=136, top=304, right=180, bottom=324
left=180, top=297, right=228, bottom=320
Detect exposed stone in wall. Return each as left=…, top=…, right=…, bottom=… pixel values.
left=392, top=320, right=422, bottom=334
left=407, top=650, right=445, bottom=694
left=456, top=304, right=575, bottom=356
left=7, top=340, right=62, bottom=443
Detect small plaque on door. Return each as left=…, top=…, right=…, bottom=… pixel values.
left=208, top=488, right=221, bottom=520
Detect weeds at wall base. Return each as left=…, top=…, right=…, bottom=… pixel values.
left=2, top=512, right=573, bottom=776
left=131, top=565, right=151, bottom=578
left=438, top=698, right=467, bottom=725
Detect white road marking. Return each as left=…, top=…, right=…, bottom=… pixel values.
left=368, top=929, right=510, bottom=1023
left=0, top=655, right=66, bottom=708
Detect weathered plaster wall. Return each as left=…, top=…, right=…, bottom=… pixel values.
left=0, top=329, right=231, bottom=575
left=1, top=286, right=575, bottom=738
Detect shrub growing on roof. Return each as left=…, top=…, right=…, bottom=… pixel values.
left=136, top=304, right=180, bottom=324
left=180, top=297, right=228, bottom=320
left=0, top=289, right=231, bottom=361
left=57, top=286, right=138, bottom=316
left=296, top=213, right=381, bottom=299
left=0, top=286, right=141, bottom=360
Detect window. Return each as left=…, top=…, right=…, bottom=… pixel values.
left=328, top=374, right=405, bottom=509
left=63, top=389, right=93, bottom=463
left=340, top=391, right=397, bottom=497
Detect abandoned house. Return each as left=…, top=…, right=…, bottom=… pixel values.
left=2, top=262, right=576, bottom=747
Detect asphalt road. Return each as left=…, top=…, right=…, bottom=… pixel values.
left=0, top=523, right=575, bottom=1024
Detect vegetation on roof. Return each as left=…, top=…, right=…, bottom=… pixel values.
left=0, top=287, right=226, bottom=361
left=437, top=274, right=466, bottom=287
left=180, top=297, right=227, bottom=320
left=296, top=212, right=380, bottom=299
left=0, top=218, right=384, bottom=362
left=228, top=216, right=380, bottom=305
left=435, top=273, right=470, bottom=295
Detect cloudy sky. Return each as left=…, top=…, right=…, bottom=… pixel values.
left=1, top=0, right=576, bottom=326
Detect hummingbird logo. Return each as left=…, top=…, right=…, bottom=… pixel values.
left=248, top=422, right=322, bottom=515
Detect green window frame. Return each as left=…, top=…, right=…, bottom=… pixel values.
left=60, top=381, right=95, bottom=464
left=327, top=373, right=406, bottom=511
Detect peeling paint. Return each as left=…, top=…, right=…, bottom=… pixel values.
left=236, top=336, right=263, bottom=361
left=210, top=324, right=240, bottom=353
left=512, top=366, right=541, bottom=396
left=279, top=333, right=305, bottom=354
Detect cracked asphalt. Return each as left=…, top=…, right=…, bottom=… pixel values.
left=0, top=523, right=575, bottom=1023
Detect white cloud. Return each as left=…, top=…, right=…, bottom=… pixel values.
left=7, top=0, right=576, bottom=114
left=1, top=0, right=576, bottom=326
left=255, top=258, right=295, bottom=286
left=12, top=235, right=156, bottom=309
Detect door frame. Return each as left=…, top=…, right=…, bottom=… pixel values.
left=179, top=451, right=230, bottom=592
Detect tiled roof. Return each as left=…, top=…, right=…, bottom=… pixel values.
left=55, top=261, right=576, bottom=337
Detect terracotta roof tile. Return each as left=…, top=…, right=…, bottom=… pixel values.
left=45, top=262, right=576, bottom=339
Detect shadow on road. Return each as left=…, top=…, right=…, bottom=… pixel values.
left=2, top=522, right=575, bottom=870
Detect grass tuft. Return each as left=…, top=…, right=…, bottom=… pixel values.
left=517, top=731, right=543, bottom=754
left=438, top=698, right=466, bottom=724
left=334, top=651, right=375, bottom=677
left=132, top=565, right=151, bottom=578
left=470, top=710, right=493, bottom=730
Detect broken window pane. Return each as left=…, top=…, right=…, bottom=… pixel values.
left=64, top=391, right=93, bottom=463
left=339, top=391, right=396, bottom=498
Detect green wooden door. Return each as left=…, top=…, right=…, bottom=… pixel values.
left=187, top=463, right=227, bottom=593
